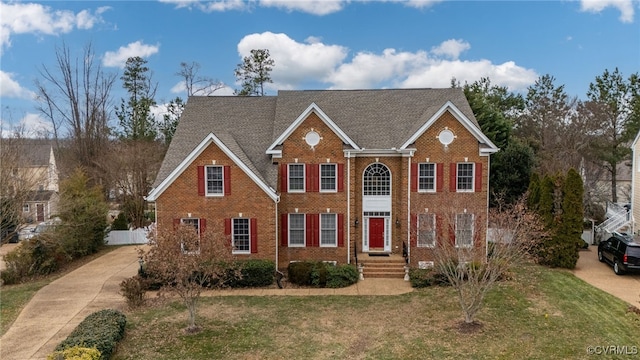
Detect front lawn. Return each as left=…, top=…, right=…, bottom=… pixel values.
left=113, top=264, right=640, bottom=359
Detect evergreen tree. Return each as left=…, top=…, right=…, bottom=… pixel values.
left=234, top=49, right=274, bottom=96
left=116, top=56, right=158, bottom=141
left=490, top=139, right=535, bottom=206
left=527, top=172, right=541, bottom=211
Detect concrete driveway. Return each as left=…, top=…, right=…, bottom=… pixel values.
left=0, top=245, right=142, bottom=360
left=573, top=246, right=640, bottom=307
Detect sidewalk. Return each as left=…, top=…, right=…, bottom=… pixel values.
left=1, top=244, right=413, bottom=360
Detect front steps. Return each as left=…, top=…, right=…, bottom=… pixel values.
left=358, top=253, right=406, bottom=279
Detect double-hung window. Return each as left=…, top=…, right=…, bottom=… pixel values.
left=320, top=213, right=337, bottom=247
left=417, top=213, right=436, bottom=247
left=457, top=163, right=474, bottom=192
left=320, top=164, right=337, bottom=192
left=418, top=163, right=436, bottom=192
left=289, top=214, right=305, bottom=246
left=180, top=218, right=201, bottom=254
left=455, top=213, right=474, bottom=247
left=288, top=164, right=305, bottom=192
left=206, top=165, right=223, bottom=195
left=233, top=218, right=250, bottom=253
left=23, top=204, right=29, bottom=212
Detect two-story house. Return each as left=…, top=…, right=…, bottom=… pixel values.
left=147, top=89, right=498, bottom=275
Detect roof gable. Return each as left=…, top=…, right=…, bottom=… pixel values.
left=147, top=133, right=278, bottom=202
left=267, top=103, right=359, bottom=156
left=400, top=101, right=499, bottom=155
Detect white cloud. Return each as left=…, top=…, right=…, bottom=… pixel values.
left=236, top=35, right=538, bottom=92
left=0, top=113, right=53, bottom=138
left=237, top=32, right=348, bottom=89
left=403, top=0, right=445, bottom=9
left=102, top=41, right=160, bottom=68
left=0, top=2, right=109, bottom=52
left=580, top=0, right=635, bottom=23
left=430, top=39, right=470, bottom=60
left=0, top=71, right=35, bottom=99
left=259, top=0, right=345, bottom=15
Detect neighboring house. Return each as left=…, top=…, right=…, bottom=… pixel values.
left=17, top=140, right=60, bottom=224
left=147, top=89, right=498, bottom=272
left=630, top=132, right=640, bottom=234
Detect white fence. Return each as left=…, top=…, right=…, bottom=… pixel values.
left=105, top=228, right=149, bottom=245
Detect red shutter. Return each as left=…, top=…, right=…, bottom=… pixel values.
left=250, top=218, right=257, bottom=253
left=411, top=163, right=418, bottom=192
left=306, top=213, right=319, bottom=247
left=224, top=165, right=231, bottom=196
left=173, top=218, right=181, bottom=230
left=449, top=163, right=457, bottom=192
left=475, top=162, right=483, bottom=192
left=280, top=163, right=287, bottom=192
left=410, top=214, right=417, bottom=247
left=337, top=214, right=344, bottom=247
left=306, top=164, right=319, bottom=192
left=200, top=218, right=206, bottom=233
left=280, top=213, right=288, bottom=246
left=337, top=163, right=345, bottom=192
left=436, top=163, right=444, bottom=192
left=224, top=218, right=232, bottom=246
left=197, top=166, right=205, bottom=196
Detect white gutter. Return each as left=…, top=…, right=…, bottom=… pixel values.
left=406, top=155, right=412, bottom=263
left=275, top=197, right=280, bottom=270
left=347, top=152, right=351, bottom=264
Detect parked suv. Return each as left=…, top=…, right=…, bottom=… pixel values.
left=598, top=233, right=640, bottom=275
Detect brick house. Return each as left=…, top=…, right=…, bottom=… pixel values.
left=147, top=89, right=498, bottom=274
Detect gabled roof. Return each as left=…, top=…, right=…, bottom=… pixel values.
left=2, top=139, right=55, bottom=167
left=150, top=88, right=496, bottom=198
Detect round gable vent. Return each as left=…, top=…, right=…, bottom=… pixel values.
left=305, top=130, right=321, bottom=147
left=438, top=129, right=455, bottom=146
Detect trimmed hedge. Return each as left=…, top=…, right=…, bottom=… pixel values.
left=48, top=346, right=101, bottom=360
left=408, top=267, right=450, bottom=288
left=224, top=259, right=275, bottom=288
left=288, top=261, right=358, bottom=288
left=55, top=309, right=126, bottom=360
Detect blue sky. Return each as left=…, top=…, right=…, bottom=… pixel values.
left=1, top=0, right=639, bottom=136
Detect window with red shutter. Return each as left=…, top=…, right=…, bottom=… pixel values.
left=474, top=162, right=482, bottom=192
left=197, top=166, right=205, bottom=196
left=250, top=218, right=257, bottom=253
left=280, top=213, right=288, bottom=246
left=224, top=165, right=231, bottom=195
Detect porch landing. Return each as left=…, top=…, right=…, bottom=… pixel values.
left=356, top=252, right=407, bottom=279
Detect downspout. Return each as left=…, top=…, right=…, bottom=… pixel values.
left=275, top=196, right=280, bottom=270
left=347, top=152, right=351, bottom=264
left=485, top=156, right=491, bottom=259
left=406, top=154, right=412, bottom=263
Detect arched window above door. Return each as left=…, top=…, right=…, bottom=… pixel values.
left=363, top=163, right=390, bottom=196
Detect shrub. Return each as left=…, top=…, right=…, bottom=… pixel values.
left=310, top=262, right=329, bottom=287
left=1, top=235, right=67, bottom=284
left=111, top=212, right=129, bottom=231
left=47, top=346, right=101, bottom=360
left=55, top=309, right=126, bottom=360
left=227, top=259, right=274, bottom=288
left=409, top=267, right=436, bottom=288
left=288, top=261, right=315, bottom=285
left=326, top=264, right=358, bottom=288
left=119, top=276, right=146, bottom=308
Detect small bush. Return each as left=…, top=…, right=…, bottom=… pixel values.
left=55, top=309, right=126, bottom=360
left=47, top=346, right=101, bottom=360
left=310, top=262, right=329, bottom=287
left=119, top=276, right=146, bottom=308
left=232, top=259, right=274, bottom=287
left=288, top=261, right=315, bottom=285
left=326, top=264, right=358, bottom=288
left=409, top=267, right=451, bottom=287
left=111, top=212, right=129, bottom=231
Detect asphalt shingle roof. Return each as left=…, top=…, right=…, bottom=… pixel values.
left=152, top=88, right=478, bottom=192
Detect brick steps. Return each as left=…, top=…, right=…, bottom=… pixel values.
left=358, top=253, right=407, bottom=279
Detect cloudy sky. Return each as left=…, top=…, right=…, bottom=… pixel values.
left=1, top=0, right=638, bottom=136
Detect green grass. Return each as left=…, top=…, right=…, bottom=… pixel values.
left=113, top=265, right=640, bottom=360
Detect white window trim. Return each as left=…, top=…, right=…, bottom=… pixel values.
left=319, top=163, right=338, bottom=193
left=232, top=218, right=250, bottom=254
left=180, top=218, right=201, bottom=254
left=417, top=213, right=436, bottom=248
left=320, top=213, right=337, bottom=247
left=23, top=204, right=30, bottom=212
left=288, top=213, right=306, bottom=247
left=205, top=165, right=224, bottom=197
left=455, top=213, right=474, bottom=248
left=288, top=164, right=305, bottom=193
left=418, top=163, right=436, bottom=193
left=456, top=163, right=475, bottom=192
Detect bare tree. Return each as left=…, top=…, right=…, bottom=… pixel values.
left=143, top=224, right=236, bottom=333
left=0, top=133, right=52, bottom=242
left=430, top=197, right=544, bottom=327
left=34, top=41, right=116, bottom=187
left=177, top=61, right=224, bottom=96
